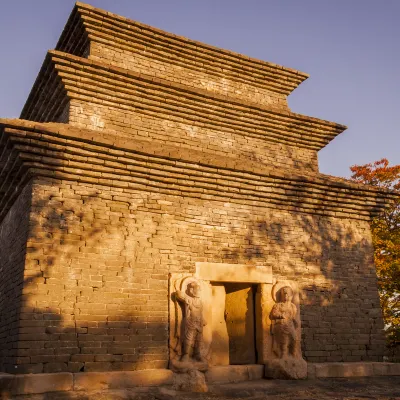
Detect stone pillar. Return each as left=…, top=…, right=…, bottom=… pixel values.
left=209, top=284, right=229, bottom=366
left=256, top=283, right=274, bottom=364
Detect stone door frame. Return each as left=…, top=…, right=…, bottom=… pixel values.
left=169, top=262, right=275, bottom=366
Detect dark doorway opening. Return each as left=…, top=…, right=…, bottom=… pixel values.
left=224, top=283, right=257, bottom=364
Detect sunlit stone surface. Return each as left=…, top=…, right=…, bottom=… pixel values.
left=0, top=2, right=396, bottom=387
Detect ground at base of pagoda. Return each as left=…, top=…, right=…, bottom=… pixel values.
left=3, top=376, right=400, bottom=400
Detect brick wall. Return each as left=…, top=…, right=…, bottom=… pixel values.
left=89, top=42, right=289, bottom=110
left=10, top=177, right=384, bottom=373
left=0, top=183, right=32, bottom=372
left=68, top=100, right=318, bottom=172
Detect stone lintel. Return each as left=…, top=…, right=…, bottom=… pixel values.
left=195, top=262, right=273, bottom=283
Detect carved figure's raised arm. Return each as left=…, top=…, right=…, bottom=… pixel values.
left=176, top=290, right=189, bottom=303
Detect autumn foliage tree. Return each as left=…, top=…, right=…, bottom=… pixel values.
left=350, top=159, right=400, bottom=346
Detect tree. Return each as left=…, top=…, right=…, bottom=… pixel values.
left=350, top=159, right=400, bottom=346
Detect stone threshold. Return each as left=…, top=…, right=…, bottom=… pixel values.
left=0, top=363, right=399, bottom=396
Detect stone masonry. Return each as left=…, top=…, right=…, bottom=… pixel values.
left=0, top=2, right=398, bottom=375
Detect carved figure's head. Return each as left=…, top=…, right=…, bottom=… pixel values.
left=280, top=286, right=293, bottom=302
left=187, top=281, right=201, bottom=298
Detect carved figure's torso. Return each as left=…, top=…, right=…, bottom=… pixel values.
left=184, top=296, right=203, bottom=331
left=270, top=301, right=297, bottom=339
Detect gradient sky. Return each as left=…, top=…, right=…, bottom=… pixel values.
left=0, top=0, right=399, bottom=178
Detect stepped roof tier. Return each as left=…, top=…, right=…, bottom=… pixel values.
left=0, top=119, right=396, bottom=223
left=56, top=2, right=309, bottom=98
left=21, top=51, right=345, bottom=152
left=1, top=2, right=397, bottom=224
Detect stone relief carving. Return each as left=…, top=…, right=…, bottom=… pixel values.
left=265, top=280, right=307, bottom=379
left=169, top=271, right=305, bottom=384
left=270, top=284, right=300, bottom=359
left=176, top=279, right=206, bottom=363
left=170, top=275, right=211, bottom=372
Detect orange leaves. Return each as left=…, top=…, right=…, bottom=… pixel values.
left=350, top=158, right=400, bottom=190
left=350, top=159, right=400, bottom=346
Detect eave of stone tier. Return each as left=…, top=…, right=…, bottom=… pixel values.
left=0, top=119, right=397, bottom=224
left=21, top=51, right=346, bottom=152
left=55, top=2, right=309, bottom=98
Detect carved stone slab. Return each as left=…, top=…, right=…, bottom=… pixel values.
left=169, top=274, right=212, bottom=371
left=264, top=280, right=307, bottom=379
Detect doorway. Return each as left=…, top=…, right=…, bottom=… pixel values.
left=224, top=283, right=257, bottom=364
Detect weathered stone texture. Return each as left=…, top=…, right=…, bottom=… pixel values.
left=20, top=49, right=343, bottom=172
left=0, top=1, right=395, bottom=378
left=68, top=100, right=319, bottom=173
left=2, top=176, right=383, bottom=373
left=0, top=183, right=32, bottom=371
left=88, top=42, right=289, bottom=110
left=55, top=3, right=309, bottom=111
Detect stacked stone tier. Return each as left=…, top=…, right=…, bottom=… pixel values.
left=55, top=3, right=308, bottom=108
left=0, top=119, right=396, bottom=224
left=21, top=51, right=345, bottom=154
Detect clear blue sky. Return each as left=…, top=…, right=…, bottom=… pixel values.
left=0, top=0, right=399, bottom=178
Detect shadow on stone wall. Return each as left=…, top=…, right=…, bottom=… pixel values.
left=0, top=183, right=33, bottom=374
left=5, top=184, right=167, bottom=377
left=1, top=180, right=387, bottom=381
left=220, top=212, right=385, bottom=363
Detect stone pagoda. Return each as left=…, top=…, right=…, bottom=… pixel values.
left=0, top=1, right=397, bottom=387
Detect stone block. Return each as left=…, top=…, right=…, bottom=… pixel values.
left=0, top=374, right=14, bottom=396
left=372, top=362, right=400, bottom=376
left=312, top=362, right=374, bottom=378
left=157, top=387, right=178, bottom=400
left=173, top=370, right=208, bottom=392
left=205, top=365, right=263, bottom=384
left=73, top=369, right=173, bottom=391
left=265, top=358, right=307, bottom=380
left=248, top=365, right=264, bottom=380
left=0, top=373, right=73, bottom=395
left=209, top=284, right=229, bottom=366
left=387, top=363, right=400, bottom=375
left=308, top=362, right=400, bottom=379
left=10, top=363, right=44, bottom=374
left=195, top=262, right=272, bottom=283
left=307, top=363, right=316, bottom=379
left=43, top=362, right=68, bottom=373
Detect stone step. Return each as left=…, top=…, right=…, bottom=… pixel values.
left=308, top=362, right=400, bottom=378
left=206, top=365, right=264, bottom=384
